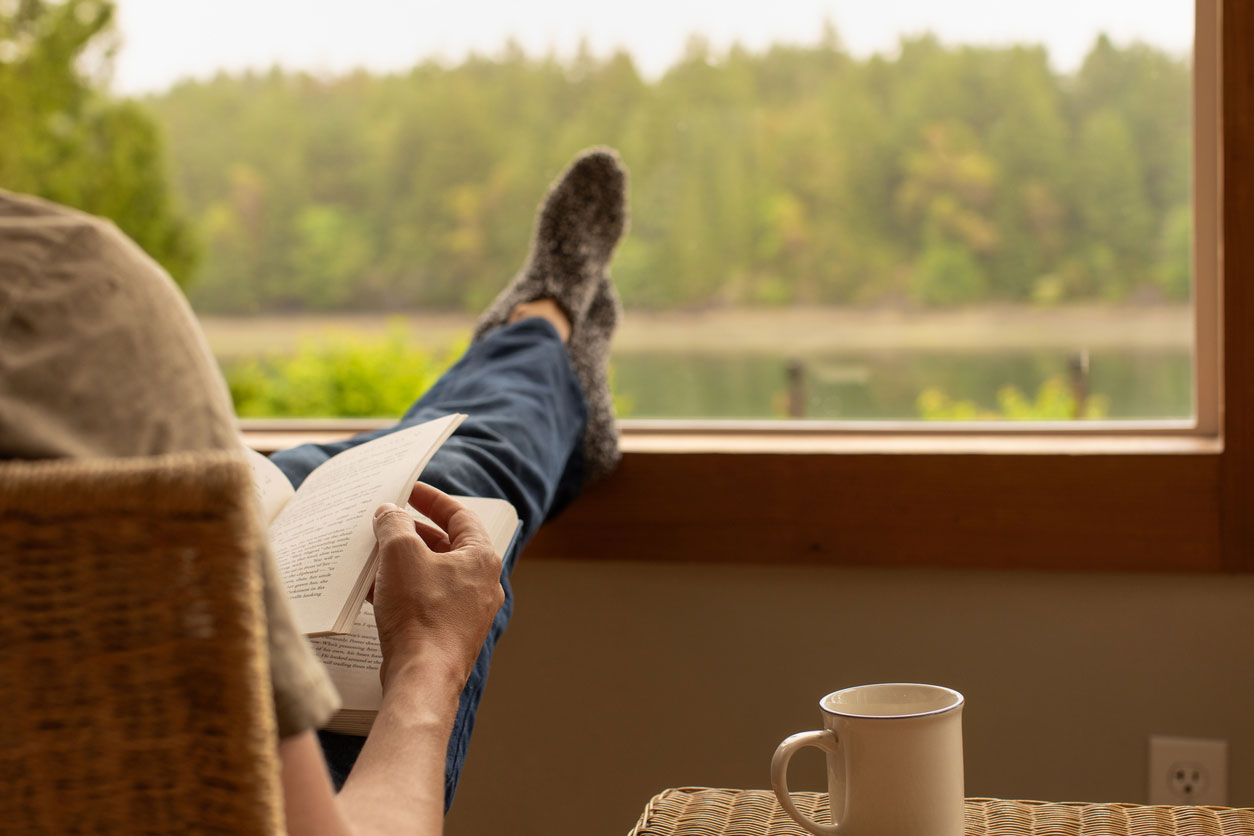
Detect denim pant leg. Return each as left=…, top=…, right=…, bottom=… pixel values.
left=268, top=318, right=587, bottom=808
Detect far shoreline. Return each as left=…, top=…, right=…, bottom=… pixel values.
left=198, top=303, right=1193, bottom=360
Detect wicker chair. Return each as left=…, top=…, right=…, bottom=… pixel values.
left=0, top=452, right=283, bottom=835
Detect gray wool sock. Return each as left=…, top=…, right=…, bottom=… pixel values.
left=473, top=147, right=628, bottom=340
left=567, top=278, right=623, bottom=483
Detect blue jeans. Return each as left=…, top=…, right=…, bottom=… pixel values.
left=269, top=318, right=588, bottom=808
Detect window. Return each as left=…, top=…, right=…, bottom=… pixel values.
left=204, top=0, right=1249, bottom=571
left=107, top=1, right=1200, bottom=428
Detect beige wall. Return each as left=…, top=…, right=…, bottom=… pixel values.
left=444, top=559, right=1254, bottom=836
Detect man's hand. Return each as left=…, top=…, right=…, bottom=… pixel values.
left=331, top=485, right=503, bottom=834
left=370, top=482, right=505, bottom=691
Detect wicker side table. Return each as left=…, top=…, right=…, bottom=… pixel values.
left=628, top=787, right=1254, bottom=836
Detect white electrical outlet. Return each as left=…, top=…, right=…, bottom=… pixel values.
left=1148, top=736, right=1228, bottom=805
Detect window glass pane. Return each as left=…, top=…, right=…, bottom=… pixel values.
left=34, top=0, right=1198, bottom=421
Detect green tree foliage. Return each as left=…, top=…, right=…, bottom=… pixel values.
left=5, top=11, right=1189, bottom=310
left=1157, top=204, right=1192, bottom=301
left=0, top=0, right=197, bottom=281
left=146, top=32, right=1188, bottom=313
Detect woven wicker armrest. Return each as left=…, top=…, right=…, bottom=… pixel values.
left=629, top=787, right=1254, bottom=836
left=0, top=452, right=283, bottom=835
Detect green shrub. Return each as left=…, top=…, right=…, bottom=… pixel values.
left=917, top=375, right=1110, bottom=420
left=225, top=323, right=462, bottom=417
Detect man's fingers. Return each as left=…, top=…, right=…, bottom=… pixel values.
left=407, top=482, right=493, bottom=551
left=405, top=482, right=465, bottom=529
left=412, top=519, right=452, bottom=552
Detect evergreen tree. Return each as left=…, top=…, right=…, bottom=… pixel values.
left=0, top=0, right=197, bottom=281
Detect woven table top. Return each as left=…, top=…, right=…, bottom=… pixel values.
left=628, top=787, right=1254, bottom=836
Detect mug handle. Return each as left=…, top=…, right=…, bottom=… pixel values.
left=771, top=729, right=841, bottom=836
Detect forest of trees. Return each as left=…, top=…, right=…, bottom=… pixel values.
left=3, top=1, right=1191, bottom=317
left=147, top=30, right=1191, bottom=315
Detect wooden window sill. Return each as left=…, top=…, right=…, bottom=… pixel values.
left=241, top=421, right=1230, bottom=574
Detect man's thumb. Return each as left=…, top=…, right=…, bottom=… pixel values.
left=373, top=503, right=413, bottom=544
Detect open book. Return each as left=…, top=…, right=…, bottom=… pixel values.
left=245, top=412, right=468, bottom=636
left=243, top=412, right=520, bottom=732
left=310, top=498, right=520, bottom=734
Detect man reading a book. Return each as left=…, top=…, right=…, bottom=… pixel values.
left=0, top=148, right=628, bottom=834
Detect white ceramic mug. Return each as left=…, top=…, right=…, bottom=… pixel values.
left=771, top=683, right=965, bottom=836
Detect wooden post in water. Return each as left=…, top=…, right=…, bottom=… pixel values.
left=786, top=358, right=806, bottom=418
left=1068, top=349, right=1090, bottom=419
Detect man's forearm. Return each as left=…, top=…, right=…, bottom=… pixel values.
left=334, top=652, right=468, bottom=835
left=324, top=489, right=503, bottom=835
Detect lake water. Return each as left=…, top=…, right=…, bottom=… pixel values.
left=611, top=348, right=1193, bottom=420
left=199, top=311, right=1195, bottom=422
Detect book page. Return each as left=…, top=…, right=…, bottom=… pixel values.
left=271, top=414, right=463, bottom=635
left=242, top=446, right=296, bottom=525
left=309, top=604, right=383, bottom=710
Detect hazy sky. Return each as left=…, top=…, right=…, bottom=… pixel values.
left=110, top=0, right=1193, bottom=95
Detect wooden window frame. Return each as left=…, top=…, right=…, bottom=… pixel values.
left=243, top=1, right=1252, bottom=573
